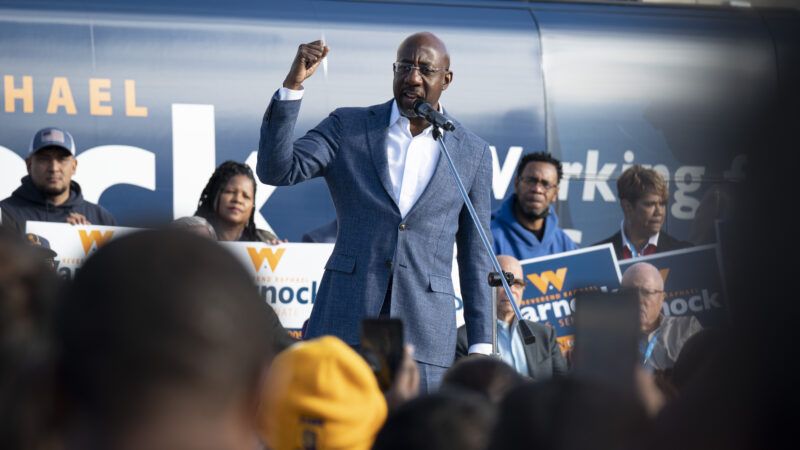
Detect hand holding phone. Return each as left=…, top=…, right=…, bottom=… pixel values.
left=572, top=289, right=640, bottom=393
left=360, top=318, right=404, bottom=391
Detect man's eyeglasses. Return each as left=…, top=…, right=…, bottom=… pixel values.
left=393, top=62, right=448, bottom=77
left=519, top=176, right=557, bottom=191
left=635, top=287, right=664, bottom=300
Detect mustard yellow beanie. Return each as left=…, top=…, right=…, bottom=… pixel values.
left=259, top=336, right=388, bottom=450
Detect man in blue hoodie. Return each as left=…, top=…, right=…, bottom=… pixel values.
left=491, top=152, right=577, bottom=259
left=0, top=127, right=116, bottom=234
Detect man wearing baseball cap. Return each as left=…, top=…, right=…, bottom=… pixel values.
left=0, top=127, right=116, bottom=233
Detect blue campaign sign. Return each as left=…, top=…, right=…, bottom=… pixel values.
left=618, top=245, right=726, bottom=328
left=519, top=244, right=621, bottom=353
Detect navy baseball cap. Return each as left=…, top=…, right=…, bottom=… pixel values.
left=26, top=233, right=58, bottom=259
left=29, top=127, right=76, bottom=156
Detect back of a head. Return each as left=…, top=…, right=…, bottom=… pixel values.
left=489, top=378, right=649, bottom=450
left=442, top=356, right=525, bottom=404
left=0, top=228, right=61, bottom=450
left=57, top=230, right=273, bottom=438
left=0, top=228, right=59, bottom=350
left=170, top=216, right=218, bottom=240
left=372, top=389, right=495, bottom=450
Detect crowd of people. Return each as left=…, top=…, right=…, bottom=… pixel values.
left=0, top=29, right=788, bottom=450
left=0, top=124, right=757, bottom=450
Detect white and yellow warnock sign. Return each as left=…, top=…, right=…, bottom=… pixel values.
left=26, top=221, right=138, bottom=279
left=222, top=242, right=334, bottom=336
left=23, top=222, right=467, bottom=337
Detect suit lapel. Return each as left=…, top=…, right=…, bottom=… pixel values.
left=367, top=100, right=397, bottom=206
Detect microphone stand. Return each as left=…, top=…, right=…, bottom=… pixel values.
left=431, top=126, right=536, bottom=357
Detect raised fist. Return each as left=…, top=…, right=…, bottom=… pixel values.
left=282, top=40, right=329, bottom=90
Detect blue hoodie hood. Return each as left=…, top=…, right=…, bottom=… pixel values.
left=490, top=194, right=578, bottom=260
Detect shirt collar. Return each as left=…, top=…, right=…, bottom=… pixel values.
left=497, top=320, right=510, bottom=331
left=620, top=219, right=659, bottom=255
left=497, top=317, right=517, bottom=330
left=389, top=100, right=403, bottom=127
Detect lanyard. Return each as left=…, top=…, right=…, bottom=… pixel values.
left=641, top=330, right=660, bottom=366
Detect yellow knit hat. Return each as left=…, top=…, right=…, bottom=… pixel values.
left=258, top=336, right=388, bottom=450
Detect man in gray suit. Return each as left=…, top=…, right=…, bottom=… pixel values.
left=457, top=255, right=567, bottom=380
left=257, top=33, right=493, bottom=391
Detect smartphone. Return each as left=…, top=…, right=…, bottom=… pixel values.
left=572, top=289, right=640, bottom=393
left=360, top=318, right=404, bottom=391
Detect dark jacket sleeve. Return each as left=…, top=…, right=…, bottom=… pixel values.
left=658, top=231, right=693, bottom=253
left=592, top=231, right=623, bottom=260
left=0, top=205, right=23, bottom=235
left=257, top=96, right=341, bottom=186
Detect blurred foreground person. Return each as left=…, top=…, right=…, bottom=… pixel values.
left=258, top=336, right=387, bottom=450
left=372, top=389, right=495, bottom=450
left=195, top=161, right=279, bottom=243
left=489, top=378, right=650, bottom=450
left=57, top=230, right=275, bottom=450
left=442, top=355, right=524, bottom=405
left=0, top=228, right=61, bottom=450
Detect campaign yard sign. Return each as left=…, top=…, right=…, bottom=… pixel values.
left=23, top=222, right=469, bottom=339
left=26, top=221, right=138, bottom=280
left=222, top=242, right=334, bottom=338
left=519, top=244, right=621, bottom=355
left=618, top=245, right=726, bottom=328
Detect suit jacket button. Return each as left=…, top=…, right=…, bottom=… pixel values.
left=399, top=223, right=407, bottom=231
left=385, top=259, right=393, bottom=269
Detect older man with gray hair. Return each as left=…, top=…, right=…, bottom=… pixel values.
left=621, top=262, right=702, bottom=371
left=456, top=255, right=567, bottom=380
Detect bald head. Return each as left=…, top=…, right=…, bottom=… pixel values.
left=397, top=32, right=450, bottom=68
left=621, top=262, right=666, bottom=334
left=393, top=32, right=453, bottom=124
left=496, top=255, right=525, bottom=323
left=497, top=255, right=523, bottom=281
left=621, top=262, right=664, bottom=291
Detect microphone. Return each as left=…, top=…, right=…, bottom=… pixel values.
left=413, top=100, right=456, bottom=131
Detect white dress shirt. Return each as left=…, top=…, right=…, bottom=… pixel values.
left=386, top=101, right=440, bottom=217
left=276, top=87, right=491, bottom=354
